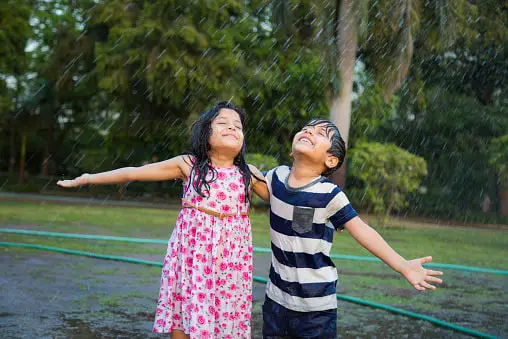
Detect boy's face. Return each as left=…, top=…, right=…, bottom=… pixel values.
left=292, top=123, right=339, bottom=172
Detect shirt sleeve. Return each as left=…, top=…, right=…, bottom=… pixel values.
left=265, top=167, right=277, bottom=195
left=326, top=190, right=358, bottom=231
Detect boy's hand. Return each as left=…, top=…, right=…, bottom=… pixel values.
left=400, top=256, right=443, bottom=291
left=57, top=174, right=90, bottom=187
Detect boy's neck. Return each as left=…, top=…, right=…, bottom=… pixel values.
left=288, top=159, right=322, bottom=188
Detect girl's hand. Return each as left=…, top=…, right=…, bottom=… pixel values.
left=57, top=174, right=91, bottom=188
left=400, top=256, right=443, bottom=291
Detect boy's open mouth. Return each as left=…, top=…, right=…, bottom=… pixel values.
left=298, top=136, right=313, bottom=145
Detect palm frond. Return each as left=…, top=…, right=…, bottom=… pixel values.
left=368, top=0, right=421, bottom=101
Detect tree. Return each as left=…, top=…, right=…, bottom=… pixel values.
left=0, top=0, right=32, bottom=178
left=271, top=0, right=476, bottom=187
left=80, top=1, right=261, bottom=163
left=28, top=0, right=98, bottom=177
left=489, top=135, right=508, bottom=217
left=379, top=89, right=508, bottom=220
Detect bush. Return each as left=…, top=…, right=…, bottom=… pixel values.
left=349, top=142, right=427, bottom=222
left=245, top=153, right=278, bottom=172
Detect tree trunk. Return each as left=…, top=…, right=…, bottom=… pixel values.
left=41, top=121, right=54, bottom=177
left=500, top=182, right=508, bottom=218
left=8, top=121, right=16, bottom=175
left=9, top=77, right=21, bottom=175
left=329, top=0, right=358, bottom=188
left=19, top=133, right=27, bottom=184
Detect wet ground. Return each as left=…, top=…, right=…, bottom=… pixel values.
left=1, top=250, right=506, bottom=338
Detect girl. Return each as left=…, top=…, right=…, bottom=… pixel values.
left=57, top=101, right=268, bottom=339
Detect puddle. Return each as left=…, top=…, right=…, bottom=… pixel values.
left=1, top=250, right=506, bottom=338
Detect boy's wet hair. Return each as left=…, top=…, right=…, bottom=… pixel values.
left=304, top=118, right=346, bottom=177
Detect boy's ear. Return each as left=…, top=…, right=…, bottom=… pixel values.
left=325, top=155, right=339, bottom=169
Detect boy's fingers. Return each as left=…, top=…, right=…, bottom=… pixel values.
left=413, top=284, right=425, bottom=291
left=420, top=281, right=436, bottom=290
left=425, top=276, right=443, bottom=284
left=427, top=269, right=443, bottom=276
left=419, top=256, right=433, bottom=264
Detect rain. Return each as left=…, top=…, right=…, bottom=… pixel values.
left=1, top=0, right=507, bottom=338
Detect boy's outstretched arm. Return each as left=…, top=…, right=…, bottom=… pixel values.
left=57, top=155, right=192, bottom=188
left=344, top=217, right=443, bottom=291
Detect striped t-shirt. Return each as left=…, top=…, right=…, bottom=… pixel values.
left=265, top=165, right=358, bottom=312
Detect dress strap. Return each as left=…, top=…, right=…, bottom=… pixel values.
left=181, top=198, right=249, bottom=218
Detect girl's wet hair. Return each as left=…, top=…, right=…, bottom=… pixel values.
left=304, top=118, right=346, bottom=177
left=185, top=101, right=252, bottom=203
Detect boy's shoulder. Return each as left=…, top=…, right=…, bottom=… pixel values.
left=269, top=165, right=289, bottom=174
left=268, top=165, right=343, bottom=194
left=265, top=165, right=289, bottom=182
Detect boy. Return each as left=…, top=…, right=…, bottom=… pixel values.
left=261, top=118, right=443, bottom=339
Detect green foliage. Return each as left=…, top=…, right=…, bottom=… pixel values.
left=90, top=0, right=254, bottom=110
left=364, top=0, right=421, bottom=99
left=244, top=50, right=330, bottom=162
left=245, top=153, right=278, bottom=172
left=0, top=0, right=31, bottom=74
left=349, top=142, right=427, bottom=220
left=0, top=0, right=506, bottom=226
left=489, top=135, right=508, bottom=182
left=378, top=89, right=508, bottom=219
left=0, top=0, right=31, bottom=116
left=349, top=81, right=398, bottom=146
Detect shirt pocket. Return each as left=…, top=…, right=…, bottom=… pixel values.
left=291, top=206, right=315, bottom=234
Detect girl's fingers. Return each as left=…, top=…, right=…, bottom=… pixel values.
left=57, top=180, right=76, bottom=187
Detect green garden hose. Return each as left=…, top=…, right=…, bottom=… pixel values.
left=1, top=228, right=507, bottom=275
left=0, top=240, right=500, bottom=339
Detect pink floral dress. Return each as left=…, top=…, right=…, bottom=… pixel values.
left=153, top=165, right=253, bottom=339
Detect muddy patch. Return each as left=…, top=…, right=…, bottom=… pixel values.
left=1, top=249, right=506, bottom=338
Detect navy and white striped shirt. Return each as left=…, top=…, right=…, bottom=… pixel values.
left=265, top=166, right=358, bottom=312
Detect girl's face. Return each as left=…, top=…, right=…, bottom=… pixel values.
left=208, top=108, right=244, bottom=155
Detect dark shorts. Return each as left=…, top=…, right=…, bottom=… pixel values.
left=262, top=296, right=337, bottom=339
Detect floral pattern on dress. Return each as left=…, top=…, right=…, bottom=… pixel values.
left=153, top=165, right=253, bottom=338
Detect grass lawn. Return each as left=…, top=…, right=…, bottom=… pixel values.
left=1, top=200, right=507, bottom=269
left=1, top=200, right=507, bottom=337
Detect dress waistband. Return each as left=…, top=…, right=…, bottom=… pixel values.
left=181, top=198, right=249, bottom=219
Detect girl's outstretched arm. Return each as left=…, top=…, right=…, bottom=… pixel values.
left=344, top=216, right=443, bottom=291
left=57, top=155, right=193, bottom=188
left=248, top=164, right=269, bottom=202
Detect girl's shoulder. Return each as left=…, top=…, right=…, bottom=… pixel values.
left=181, top=154, right=195, bottom=165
